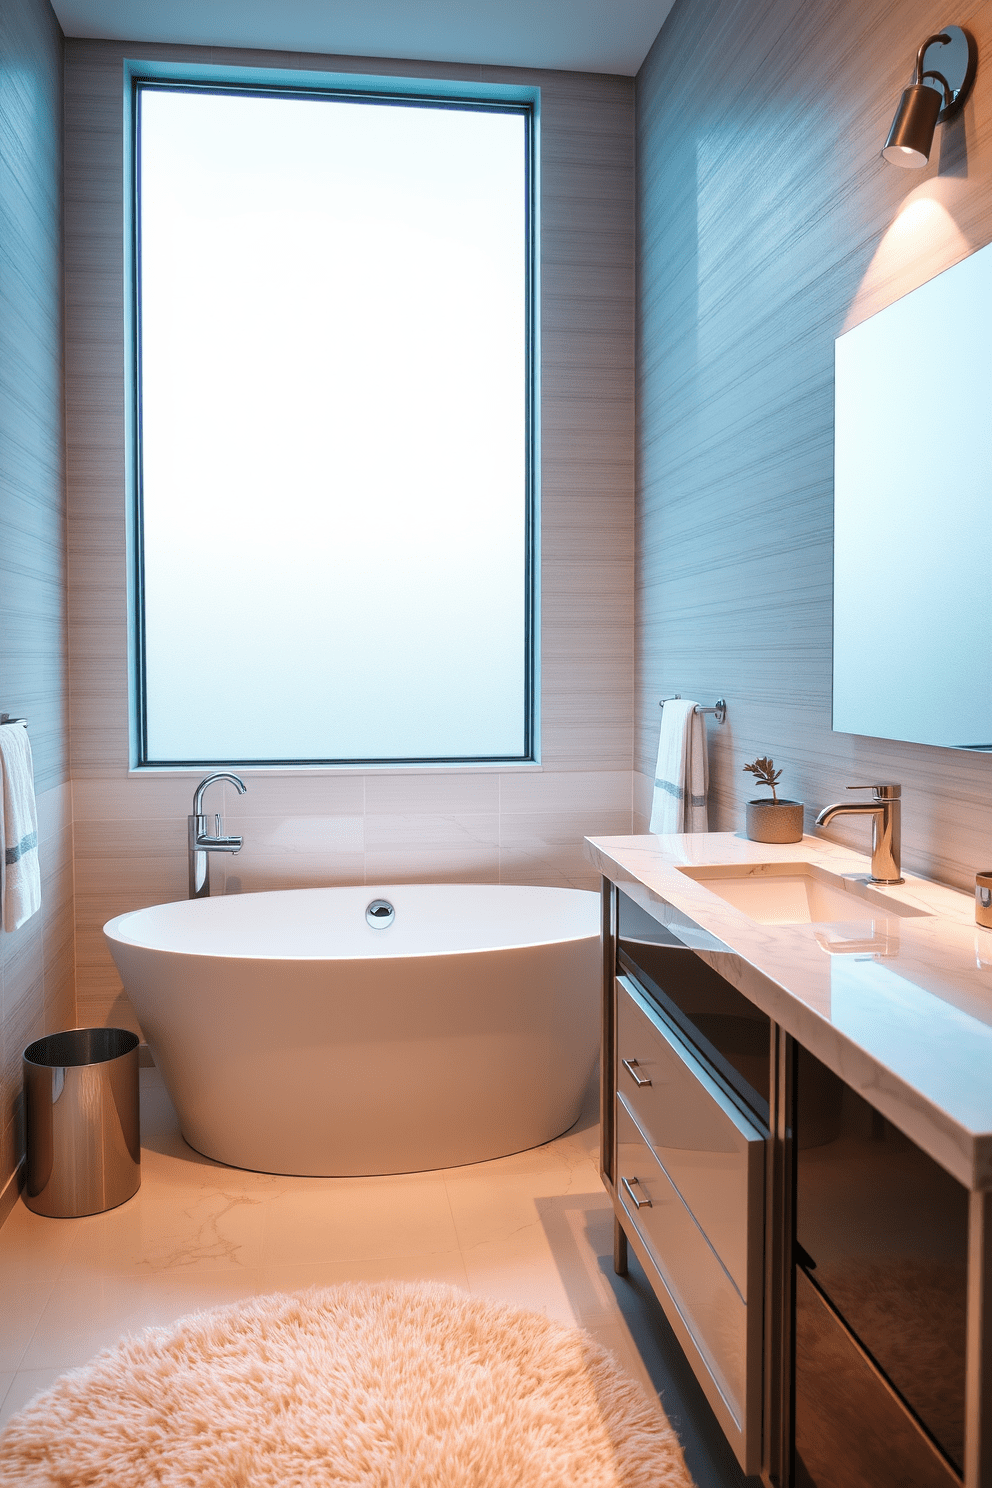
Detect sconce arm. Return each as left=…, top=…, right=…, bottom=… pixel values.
left=914, top=32, right=951, bottom=86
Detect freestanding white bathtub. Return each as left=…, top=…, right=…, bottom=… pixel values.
left=104, top=884, right=601, bottom=1176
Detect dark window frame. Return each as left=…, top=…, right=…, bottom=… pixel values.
left=129, top=74, right=537, bottom=769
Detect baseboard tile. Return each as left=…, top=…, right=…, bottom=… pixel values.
left=0, top=1157, right=24, bottom=1230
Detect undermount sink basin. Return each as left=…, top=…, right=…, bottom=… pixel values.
left=677, top=862, right=932, bottom=926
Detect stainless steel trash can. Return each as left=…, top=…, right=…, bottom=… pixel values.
left=23, top=1028, right=140, bottom=1217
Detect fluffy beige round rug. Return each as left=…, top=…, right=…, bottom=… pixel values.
left=0, top=1282, right=694, bottom=1487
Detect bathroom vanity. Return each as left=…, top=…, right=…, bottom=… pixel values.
left=585, top=831, right=992, bottom=1488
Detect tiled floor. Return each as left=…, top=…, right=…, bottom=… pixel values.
left=0, top=1068, right=747, bottom=1486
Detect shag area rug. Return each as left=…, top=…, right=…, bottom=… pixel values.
left=0, top=1282, right=694, bottom=1487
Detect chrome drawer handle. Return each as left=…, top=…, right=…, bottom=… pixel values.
left=621, top=1175, right=652, bottom=1210
left=622, top=1058, right=652, bottom=1087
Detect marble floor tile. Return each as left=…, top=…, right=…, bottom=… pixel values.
left=0, top=1067, right=740, bottom=1485
left=581, top=1316, right=660, bottom=1397
left=139, top=1131, right=289, bottom=1199
left=450, top=1121, right=600, bottom=1180
left=531, top=1188, right=625, bottom=1323
left=442, top=1147, right=604, bottom=1251
left=260, top=1173, right=460, bottom=1265
left=558, top=1106, right=601, bottom=1168
left=254, top=1249, right=471, bottom=1297
left=0, top=1200, right=76, bottom=1290
left=63, top=1185, right=268, bottom=1276
left=452, top=1179, right=619, bottom=1328
left=0, top=1283, right=62, bottom=1373
left=181, top=1267, right=279, bottom=1316
left=458, top=1224, right=585, bottom=1327
left=19, top=1269, right=198, bottom=1370
left=0, top=1369, right=64, bottom=1430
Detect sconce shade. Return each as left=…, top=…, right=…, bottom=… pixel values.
left=882, top=84, right=942, bottom=167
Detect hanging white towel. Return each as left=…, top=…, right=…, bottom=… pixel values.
left=0, top=722, right=42, bottom=931
left=649, top=699, right=709, bottom=834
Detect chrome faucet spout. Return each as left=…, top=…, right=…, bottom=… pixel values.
left=815, top=801, right=880, bottom=827
left=188, top=771, right=248, bottom=898
left=815, top=783, right=903, bottom=884
left=192, top=771, right=247, bottom=817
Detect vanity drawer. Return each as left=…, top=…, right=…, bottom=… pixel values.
left=616, top=975, right=765, bottom=1302
left=616, top=1099, right=748, bottom=1425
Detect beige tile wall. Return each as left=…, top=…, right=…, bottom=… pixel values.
left=63, top=42, right=636, bottom=1030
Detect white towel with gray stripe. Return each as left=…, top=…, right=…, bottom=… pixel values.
left=649, top=698, right=709, bottom=834
left=0, top=722, right=41, bottom=931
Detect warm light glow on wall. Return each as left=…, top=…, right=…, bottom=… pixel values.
left=842, top=181, right=972, bottom=333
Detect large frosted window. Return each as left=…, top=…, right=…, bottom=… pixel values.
left=134, top=82, right=533, bottom=765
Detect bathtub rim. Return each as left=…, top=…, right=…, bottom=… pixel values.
left=103, top=881, right=601, bottom=961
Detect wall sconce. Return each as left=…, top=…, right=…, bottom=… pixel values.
left=882, top=25, right=977, bottom=167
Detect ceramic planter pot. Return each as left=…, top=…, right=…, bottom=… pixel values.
left=745, top=799, right=804, bottom=844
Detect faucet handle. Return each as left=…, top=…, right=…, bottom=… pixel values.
left=846, top=783, right=901, bottom=799
left=214, top=813, right=223, bottom=837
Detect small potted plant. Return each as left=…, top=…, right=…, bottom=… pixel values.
left=743, top=757, right=804, bottom=843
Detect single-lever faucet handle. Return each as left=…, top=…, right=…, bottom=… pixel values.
left=214, top=813, right=223, bottom=837
left=846, top=783, right=901, bottom=799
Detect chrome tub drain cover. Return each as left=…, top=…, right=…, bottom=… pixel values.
left=366, top=898, right=395, bottom=928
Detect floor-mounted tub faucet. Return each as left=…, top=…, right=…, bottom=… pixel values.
left=815, top=783, right=904, bottom=885
left=188, top=772, right=247, bottom=898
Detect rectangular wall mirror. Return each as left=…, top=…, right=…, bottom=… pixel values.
left=833, top=238, right=992, bottom=752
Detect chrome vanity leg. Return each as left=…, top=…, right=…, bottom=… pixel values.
left=763, top=1023, right=796, bottom=1488
left=601, top=877, right=618, bottom=1185
left=614, top=1215, right=628, bottom=1276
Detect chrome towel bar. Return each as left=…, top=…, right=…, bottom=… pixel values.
left=659, top=695, right=727, bottom=725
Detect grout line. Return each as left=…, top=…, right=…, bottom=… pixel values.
left=2, top=1231, right=71, bottom=1378
left=438, top=1166, right=466, bottom=1270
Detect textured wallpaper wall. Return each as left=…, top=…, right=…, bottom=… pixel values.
left=0, top=0, right=75, bottom=1211
left=635, top=0, right=992, bottom=890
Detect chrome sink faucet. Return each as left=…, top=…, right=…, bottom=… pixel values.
left=188, top=772, right=247, bottom=898
left=815, top=783, right=904, bottom=885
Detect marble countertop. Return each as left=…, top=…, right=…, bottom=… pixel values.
left=585, top=831, right=992, bottom=1191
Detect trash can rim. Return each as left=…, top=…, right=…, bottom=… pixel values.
left=23, top=1027, right=140, bottom=1069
